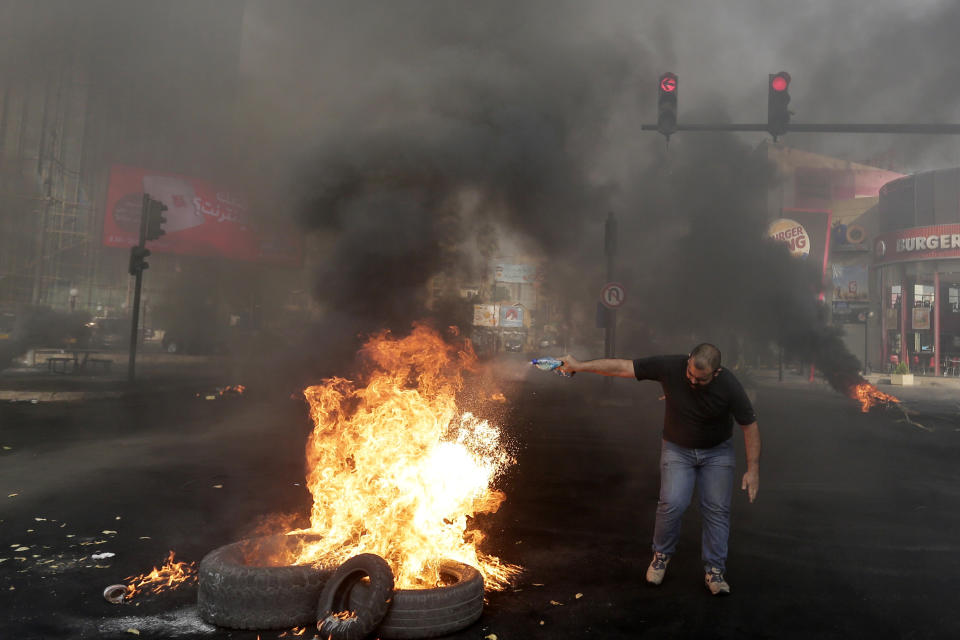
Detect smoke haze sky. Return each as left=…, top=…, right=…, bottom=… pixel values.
left=4, top=0, right=960, bottom=379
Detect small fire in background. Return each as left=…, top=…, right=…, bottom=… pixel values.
left=196, top=384, right=246, bottom=400
left=123, top=551, right=197, bottom=599
left=218, top=384, right=246, bottom=397
left=851, top=381, right=900, bottom=413
left=291, top=324, right=520, bottom=590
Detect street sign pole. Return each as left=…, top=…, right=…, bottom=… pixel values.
left=604, top=212, right=617, bottom=358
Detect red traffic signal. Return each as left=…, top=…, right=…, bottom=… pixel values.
left=770, top=72, right=790, bottom=92
left=660, top=74, right=677, bottom=93
left=657, top=72, right=678, bottom=137
left=767, top=71, right=792, bottom=139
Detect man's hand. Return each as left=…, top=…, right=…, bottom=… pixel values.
left=741, top=469, right=759, bottom=503
left=558, top=355, right=580, bottom=375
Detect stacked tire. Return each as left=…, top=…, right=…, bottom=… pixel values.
left=197, top=535, right=485, bottom=639
left=197, top=534, right=333, bottom=630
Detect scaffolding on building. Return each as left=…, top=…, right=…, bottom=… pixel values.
left=0, top=58, right=101, bottom=314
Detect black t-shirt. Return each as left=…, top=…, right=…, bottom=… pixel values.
left=633, top=355, right=757, bottom=449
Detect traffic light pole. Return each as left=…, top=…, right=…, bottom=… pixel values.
left=641, top=123, right=960, bottom=134
left=127, top=195, right=149, bottom=382
left=127, top=257, right=144, bottom=382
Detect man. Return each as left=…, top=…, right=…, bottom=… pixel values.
left=559, top=343, right=760, bottom=596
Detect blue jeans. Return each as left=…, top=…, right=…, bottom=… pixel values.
left=652, top=438, right=735, bottom=572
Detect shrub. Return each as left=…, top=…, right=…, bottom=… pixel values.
left=893, top=362, right=909, bottom=375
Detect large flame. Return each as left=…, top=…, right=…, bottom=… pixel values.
left=851, top=382, right=899, bottom=412
left=292, top=325, right=519, bottom=590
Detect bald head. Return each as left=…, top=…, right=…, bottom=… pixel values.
left=690, top=343, right=721, bottom=372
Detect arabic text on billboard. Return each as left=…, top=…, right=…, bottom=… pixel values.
left=102, top=165, right=301, bottom=266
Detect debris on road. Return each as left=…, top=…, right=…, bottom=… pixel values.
left=104, top=584, right=128, bottom=604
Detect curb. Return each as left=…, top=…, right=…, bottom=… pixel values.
left=0, top=389, right=127, bottom=402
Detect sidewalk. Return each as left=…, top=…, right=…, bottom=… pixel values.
left=749, top=365, right=960, bottom=404
left=0, top=351, right=238, bottom=402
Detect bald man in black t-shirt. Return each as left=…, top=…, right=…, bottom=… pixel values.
left=559, top=343, right=760, bottom=596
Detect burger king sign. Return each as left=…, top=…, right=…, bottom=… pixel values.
left=767, top=218, right=810, bottom=258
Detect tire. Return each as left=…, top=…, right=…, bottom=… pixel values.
left=316, top=553, right=394, bottom=640
left=197, top=534, right=333, bottom=630
left=351, top=560, right=484, bottom=640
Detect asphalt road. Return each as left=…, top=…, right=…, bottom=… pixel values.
left=2, top=363, right=958, bottom=639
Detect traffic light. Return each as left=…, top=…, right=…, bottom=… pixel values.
left=129, top=246, right=151, bottom=275
left=767, top=71, right=791, bottom=138
left=657, top=72, right=678, bottom=138
left=144, top=196, right=168, bottom=241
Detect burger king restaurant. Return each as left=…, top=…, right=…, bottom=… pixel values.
left=874, top=169, right=960, bottom=376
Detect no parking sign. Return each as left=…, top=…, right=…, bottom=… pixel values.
left=600, top=282, right=626, bottom=309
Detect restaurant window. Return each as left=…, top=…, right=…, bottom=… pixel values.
left=890, top=285, right=901, bottom=308
left=950, top=287, right=960, bottom=313
left=913, top=284, right=934, bottom=307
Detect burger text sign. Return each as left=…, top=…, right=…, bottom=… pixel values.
left=767, top=218, right=810, bottom=258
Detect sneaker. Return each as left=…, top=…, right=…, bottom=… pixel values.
left=704, top=567, right=731, bottom=596
left=645, top=551, right=671, bottom=585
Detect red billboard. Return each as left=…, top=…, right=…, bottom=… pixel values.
left=102, top=165, right=301, bottom=266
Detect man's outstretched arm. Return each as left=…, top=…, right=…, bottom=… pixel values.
left=559, top=355, right=635, bottom=378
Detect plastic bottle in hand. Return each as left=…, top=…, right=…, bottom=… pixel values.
left=531, top=358, right=574, bottom=377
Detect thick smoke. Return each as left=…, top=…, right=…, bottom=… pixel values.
left=258, top=1, right=642, bottom=371
left=264, top=2, right=881, bottom=394
left=5, top=1, right=956, bottom=394
left=773, top=1, right=960, bottom=170
left=619, top=131, right=866, bottom=394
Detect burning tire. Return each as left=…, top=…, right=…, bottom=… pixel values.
left=197, top=534, right=333, bottom=630
left=316, top=553, right=394, bottom=640
left=346, top=560, right=484, bottom=639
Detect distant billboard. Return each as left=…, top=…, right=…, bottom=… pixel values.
left=500, top=304, right=524, bottom=328
left=102, top=165, right=301, bottom=266
left=473, top=304, right=499, bottom=327
left=832, top=265, right=868, bottom=302
left=492, top=263, right=536, bottom=284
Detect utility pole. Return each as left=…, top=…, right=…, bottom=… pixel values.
left=604, top=212, right=617, bottom=358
